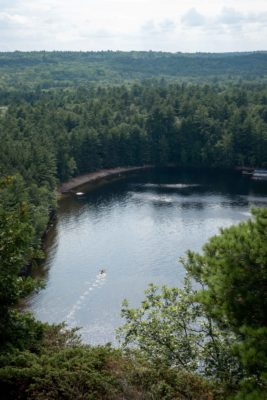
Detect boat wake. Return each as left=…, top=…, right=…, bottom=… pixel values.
left=65, top=271, right=107, bottom=327
left=130, top=192, right=173, bottom=203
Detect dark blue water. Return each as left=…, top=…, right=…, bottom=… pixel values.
left=28, top=168, right=267, bottom=344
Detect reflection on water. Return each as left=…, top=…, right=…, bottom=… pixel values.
left=27, top=168, right=267, bottom=344
left=140, top=183, right=201, bottom=189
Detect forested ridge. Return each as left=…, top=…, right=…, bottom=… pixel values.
left=0, top=53, right=267, bottom=399
left=0, top=51, right=266, bottom=90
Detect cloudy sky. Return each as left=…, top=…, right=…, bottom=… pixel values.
left=0, top=0, right=266, bottom=52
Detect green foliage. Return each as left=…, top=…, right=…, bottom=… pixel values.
left=118, top=278, right=241, bottom=397
left=0, top=324, right=214, bottom=400
left=119, top=210, right=267, bottom=399
left=0, top=198, right=44, bottom=350
left=0, top=51, right=266, bottom=92
left=184, top=208, right=267, bottom=329
left=1, top=83, right=267, bottom=183
left=0, top=337, right=121, bottom=399
left=183, top=208, right=267, bottom=399
left=0, top=55, right=266, bottom=398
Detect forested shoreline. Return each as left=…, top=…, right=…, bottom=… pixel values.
left=1, top=81, right=266, bottom=254
left=59, top=166, right=152, bottom=194
left=0, top=52, right=267, bottom=399
left=2, top=82, right=267, bottom=179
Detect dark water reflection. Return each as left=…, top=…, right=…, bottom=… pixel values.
left=27, top=168, right=267, bottom=344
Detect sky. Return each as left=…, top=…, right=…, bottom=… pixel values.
left=0, top=0, right=266, bottom=52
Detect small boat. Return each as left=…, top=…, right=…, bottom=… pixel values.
left=76, top=192, right=84, bottom=196
left=252, top=169, right=267, bottom=181
left=100, top=269, right=106, bottom=275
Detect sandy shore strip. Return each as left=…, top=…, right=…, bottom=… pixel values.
left=59, top=166, right=153, bottom=194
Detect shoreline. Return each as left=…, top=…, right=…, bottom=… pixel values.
left=58, top=165, right=153, bottom=194
left=58, top=165, right=252, bottom=195
left=23, top=167, right=152, bottom=296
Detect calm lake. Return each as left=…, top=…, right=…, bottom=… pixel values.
left=27, top=168, right=267, bottom=344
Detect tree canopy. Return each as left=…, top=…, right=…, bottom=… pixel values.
left=0, top=53, right=266, bottom=398
left=119, top=209, right=267, bottom=399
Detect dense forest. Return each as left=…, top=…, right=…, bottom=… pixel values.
left=0, top=52, right=267, bottom=399
left=1, top=82, right=267, bottom=181
left=0, top=51, right=266, bottom=90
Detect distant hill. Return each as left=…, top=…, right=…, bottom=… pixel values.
left=0, top=51, right=266, bottom=90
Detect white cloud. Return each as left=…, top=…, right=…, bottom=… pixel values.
left=217, top=7, right=245, bottom=25
left=181, top=8, right=206, bottom=27
left=181, top=7, right=267, bottom=29
left=0, top=0, right=266, bottom=51
left=0, top=11, right=29, bottom=25
left=216, top=7, right=267, bottom=26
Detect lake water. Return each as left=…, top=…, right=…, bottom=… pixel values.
left=27, top=168, right=267, bottom=344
